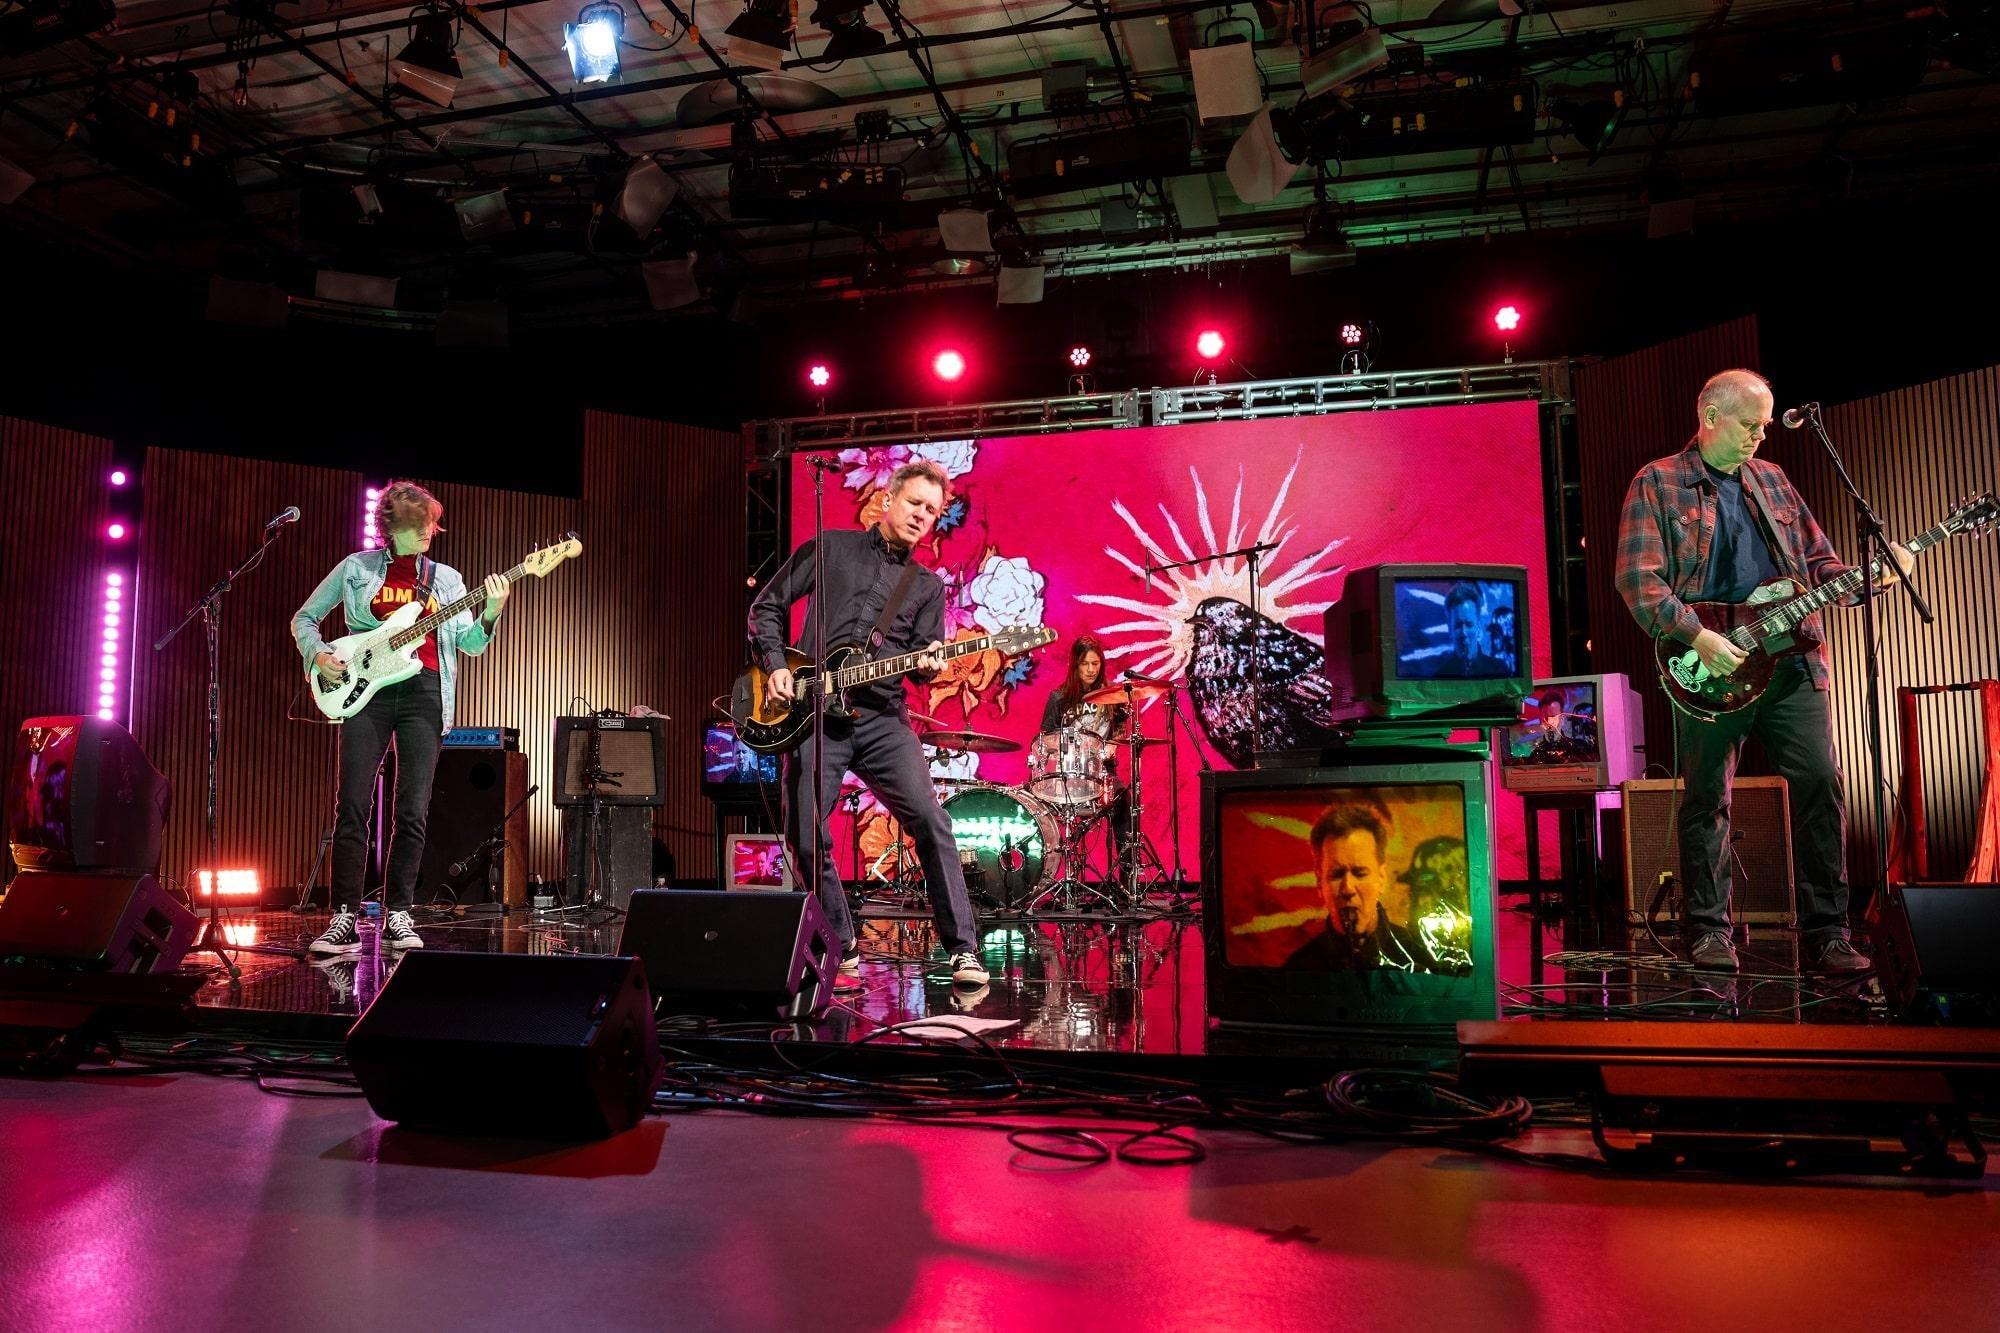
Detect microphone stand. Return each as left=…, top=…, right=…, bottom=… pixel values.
left=1146, top=541, right=1278, bottom=765
left=153, top=518, right=303, bottom=974
left=799, top=456, right=839, bottom=920
left=1794, top=402, right=1933, bottom=912
left=450, top=782, right=540, bottom=914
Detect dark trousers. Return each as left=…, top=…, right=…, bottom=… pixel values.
left=1676, top=659, right=1850, bottom=941
left=787, top=708, right=980, bottom=955
left=330, top=671, right=443, bottom=913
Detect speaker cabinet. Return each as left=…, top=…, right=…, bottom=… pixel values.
left=418, top=749, right=529, bottom=907
left=345, top=951, right=663, bottom=1139
left=554, top=716, right=667, bottom=806
left=562, top=804, right=655, bottom=912
left=1874, top=885, right=2000, bottom=1022
left=1620, top=777, right=1795, bottom=925
left=618, top=889, right=837, bottom=1020
left=0, top=870, right=197, bottom=973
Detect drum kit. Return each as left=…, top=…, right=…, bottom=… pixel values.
left=860, top=675, right=1189, bottom=917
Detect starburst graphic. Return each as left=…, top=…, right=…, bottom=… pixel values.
left=1077, top=448, right=1347, bottom=680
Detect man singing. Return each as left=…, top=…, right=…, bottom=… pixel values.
left=1284, top=804, right=1457, bottom=974
left=749, top=459, right=987, bottom=987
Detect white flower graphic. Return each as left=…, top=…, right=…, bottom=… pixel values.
left=964, top=553, right=1046, bottom=633
left=838, top=445, right=909, bottom=493
left=933, top=567, right=981, bottom=638
left=906, top=438, right=978, bottom=478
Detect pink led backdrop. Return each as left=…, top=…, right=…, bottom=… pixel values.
left=788, top=402, right=1551, bottom=881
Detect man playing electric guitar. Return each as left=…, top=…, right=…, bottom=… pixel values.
left=1613, top=369, right=1913, bottom=975
left=748, top=458, right=988, bottom=988
left=292, top=481, right=510, bottom=955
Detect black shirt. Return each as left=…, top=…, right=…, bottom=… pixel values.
left=1282, top=914, right=1461, bottom=975
left=1698, top=460, right=1784, bottom=603
left=748, top=528, right=946, bottom=715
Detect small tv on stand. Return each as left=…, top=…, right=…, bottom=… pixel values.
left=1499, top=673, right=1646, bottom=794
left=1321, top=563, right=1531, bottom=723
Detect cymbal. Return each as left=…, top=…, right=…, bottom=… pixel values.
left=1081, top=680, right=1169, bottom=706
left=918, top=729, right=1022, bottom=754
left=1106, top=734, right=1167, bottom=748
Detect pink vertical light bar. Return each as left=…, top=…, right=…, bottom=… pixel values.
left=98, top=569, right=123, bottom=721
left=363, top=485, right=381, bottom=550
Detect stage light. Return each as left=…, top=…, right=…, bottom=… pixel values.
left=1068, top=345, right=1092, bottom=368
left=1549, top=89, right=1623, bottom=160
left=390, top=13, right=462, bottom=108
left=362, top=485, right=381, bottom=550
left=109, top=468, right=128, bottom=486
left=106, top=522, right=127, bottom=540
left=931, top=348, right=967, bottom=383
left=196, top=868, right=263, bottom=901
left=1195, top=329, right=1225, bottom=360
left=812, top=0, right=884, bottom=60
left=1494, top=304, right=1523, bottom=332
left=807, top=362, right=832, bottom=390
left=612, top=156, right=677, bottom=235
left=724, top=0, right=793, bottom=71
left=1340, top=322, right=1364, bottom=345
left=564, top=1, right=625, bottom=85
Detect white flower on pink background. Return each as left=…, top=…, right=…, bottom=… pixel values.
left=933, top=567, right=981, bottom=638
left=964, top=553, right=1046, bottom=633
left=906, top=439, right=978, bottom=478
left=838, top=446, right=909, bottom=493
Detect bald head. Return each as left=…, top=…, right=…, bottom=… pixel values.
left=1696, top=370, right=1773, bottom=425
left=1695, top=369, right=1774, bottom=474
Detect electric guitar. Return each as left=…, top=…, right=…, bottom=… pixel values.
left=308, top=534, right=583, bottom=722
left=731, top=625, right=1056, bottom=754
left=1656, top=493, right=1997, bottom=721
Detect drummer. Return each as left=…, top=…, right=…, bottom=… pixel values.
left=1038, top=636, right=1132, bottom=863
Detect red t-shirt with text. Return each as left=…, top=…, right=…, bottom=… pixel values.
left=370, top=555, right=440, bottom=672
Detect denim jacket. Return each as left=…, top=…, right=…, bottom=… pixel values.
left=290, top=549, right=497, bottom=734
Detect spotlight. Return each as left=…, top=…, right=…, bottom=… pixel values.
left=1195, top=329, right=1225, bottom=360
left=564, top=1, right=625, bottom=84
left=106, top=522, right=127, bottom=540
left=612, top=156, right=678, bottom=235
left=1493, top=304, right=1523, bottom=332
left=1337, top=318, right=1378, bottom=374
left=390, top=13, right=462, bottom=108
left=1225, top=102, right=1315, bottom=204
left=1067, top=345, right=1092, bottom=368
left=1549, top=89, right=1623, bottom=161
left=724, top=0, right=794, bottom=71
left=1289, top=209, right=1356, bottom=276
left=807, top=362, right=832, bottom=390
left=931, top=348, right=967, bottom=383
left=1298, top=16, right=1389, bottom=99
left=812, top=0, right=884, bottom=60
left=1340, top=322, right=1364, bottom=345
left=109, top=468, right=128, bottom=486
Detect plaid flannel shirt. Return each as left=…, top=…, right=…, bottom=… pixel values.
left=1613, top=437, right=1854, bottom=689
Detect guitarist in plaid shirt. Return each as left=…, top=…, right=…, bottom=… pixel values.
left=1613, top=369, right=1911, bottom=975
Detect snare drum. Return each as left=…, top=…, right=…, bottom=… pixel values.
left=941, top=783, right=1058, bottom=909
left=1029, top=728, right=1109, bottom=809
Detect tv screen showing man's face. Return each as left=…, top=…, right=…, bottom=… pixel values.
left=1504, top=682, right=1603, bottom=766
left=1392, top=577, right=1520, bottom=679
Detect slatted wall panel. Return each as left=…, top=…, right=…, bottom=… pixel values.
left=133, top=450, right=354, bottom=892
left=1791, top=366, right=2000, bottom=884
left=1576, top=316, right=1764, bottom=785
left=580, top=410, right=748, bottom=877
left=0, top=418, right=115, bottom=882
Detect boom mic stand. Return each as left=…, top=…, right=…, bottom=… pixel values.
left=1145, top=540, right=1278, bottom=764
left=449, top=782, right=540, bottom=914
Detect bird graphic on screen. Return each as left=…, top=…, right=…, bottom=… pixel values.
left=1186, top=598, right=1338, bottom=767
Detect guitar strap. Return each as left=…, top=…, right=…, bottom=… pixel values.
left=413, top=554, right=437, bottom=611
left=866, top=557, right=923, bottom=654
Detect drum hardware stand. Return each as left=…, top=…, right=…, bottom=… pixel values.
left=1024, top=804, right=1119, bottom=915
left=1157, top=678, right=1208, bottom=910
left=1110, top=680, right=1173, bottom=913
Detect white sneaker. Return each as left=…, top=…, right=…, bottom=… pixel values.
left=949, top=951, right=989, bottom=985
left=383, top=910, right=425, bottom=949
left=309, top=912, right=362, bottom=955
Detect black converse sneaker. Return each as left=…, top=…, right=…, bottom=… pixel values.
left=383, top=910, right=425, bottom=949
left=309, top=911, right=362, bottom=955
left=949, top=951, right=989, bottom=985
left=838, top=946, right=862, bottom=975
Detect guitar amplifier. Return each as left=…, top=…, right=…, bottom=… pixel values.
left=1619, top=777, right=1796, bottom=926
left=554, top=715, right=667, bottom=808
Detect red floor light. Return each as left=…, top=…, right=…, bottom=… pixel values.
left=1067, top=345, right=1092, bottom=368
left=807, top=362, right=832, bottom=390
left=1195, top=329, right=1225, bottom=360
left=932, top=348, right=967, bottom=383
left=1493, top=304, right=1523, bottom=332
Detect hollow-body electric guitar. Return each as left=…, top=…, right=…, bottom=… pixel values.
left=731, top=625, right=1056, bottom=754
left=308, top=534, right=582, bottom=721
left=1656, top=493, right=1996, bottom=721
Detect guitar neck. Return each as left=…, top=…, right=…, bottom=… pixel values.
left=816, top=635, right=996, bottom=691
left=1756, top=520, right=1952, bottom=631
left=390, top=560, right=528, bottom=650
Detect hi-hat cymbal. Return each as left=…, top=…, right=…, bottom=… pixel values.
left=918, top=729, right=1022, bottom=754
left=1081, top=680, right=1169, bottom=706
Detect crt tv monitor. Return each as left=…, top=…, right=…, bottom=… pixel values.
left=1499, top=672, right=1646, bottom=793
left=1201, top=759, right=1498, bottom=1035
left=725, top=833, right=795, bottom=890
left=1321, top=563, right=1531, bottom=721
left=702, top=722, right=780, bottom=795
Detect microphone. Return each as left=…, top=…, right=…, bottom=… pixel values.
left=1780, top=403, right=1817, bottom=430
left=264, top=505, right=301, bottom=530
left=803, top=456, right=843, bottom=472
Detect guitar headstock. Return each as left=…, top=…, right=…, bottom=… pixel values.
left=991, top=625, right=1057, bottom=657
left=1949, top=493, right=1999, bottom=538
left=523, top=531, right=583, bottom=578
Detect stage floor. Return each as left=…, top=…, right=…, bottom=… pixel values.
left=182, top=895, right=1888, bottom=1051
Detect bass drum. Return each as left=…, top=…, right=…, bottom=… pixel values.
left=940, top=783, right=1059, bottom=910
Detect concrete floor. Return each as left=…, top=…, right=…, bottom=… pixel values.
left=3, top=1069, right=1995, bottom=1332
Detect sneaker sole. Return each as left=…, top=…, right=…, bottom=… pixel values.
left=950, top=970, right=990, bottom=985
left=309, top=940, right=363, bottom=955
left=385, top=937, right=425, bottom=949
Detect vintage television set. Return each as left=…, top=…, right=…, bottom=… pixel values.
left=1499, top=673, right=1646, bottom=793
left=724, top=833, right=795, bottom=890
left=1321, top=563, right=1532, bottom=722
left=1201, top=758, right=1498, bottom=1037
left=701, top=722, right=780, bottom=798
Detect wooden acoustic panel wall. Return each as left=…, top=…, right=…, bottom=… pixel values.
left=0, top=417, right=116, bottom=882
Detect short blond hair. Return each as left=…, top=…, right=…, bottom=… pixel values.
left=1696, top=369, right=1772, bottom=423
left=889, top=458, right=953, bottom=505
left=375, top=480, right=443, bottom=538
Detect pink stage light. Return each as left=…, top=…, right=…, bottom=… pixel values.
left=931, top=348, right=967, bottom=383
left=109, top=469, right=128, bottom=487
left=1068, top=345, right=1092, bottom=368
left=1493, top=304, right=1523, bottom=332
left=107, top=572, right=122, bottom=586
left=807, top=363, right=833, bottom=390
left=1340, top=322, right=1364, bottom=345
left=106, top=522, right=127, bottom=540
left=1195, top=329, right=1225, bottom=360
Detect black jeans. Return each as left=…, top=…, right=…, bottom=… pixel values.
left=330, top=671, right=443, bottom=913
left=1676, top=658, right=1850, bottom=941
left=787, top=708, right=980, bottom=955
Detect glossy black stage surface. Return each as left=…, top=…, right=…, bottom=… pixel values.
left=183, top=892, right=1892, bottom=1052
